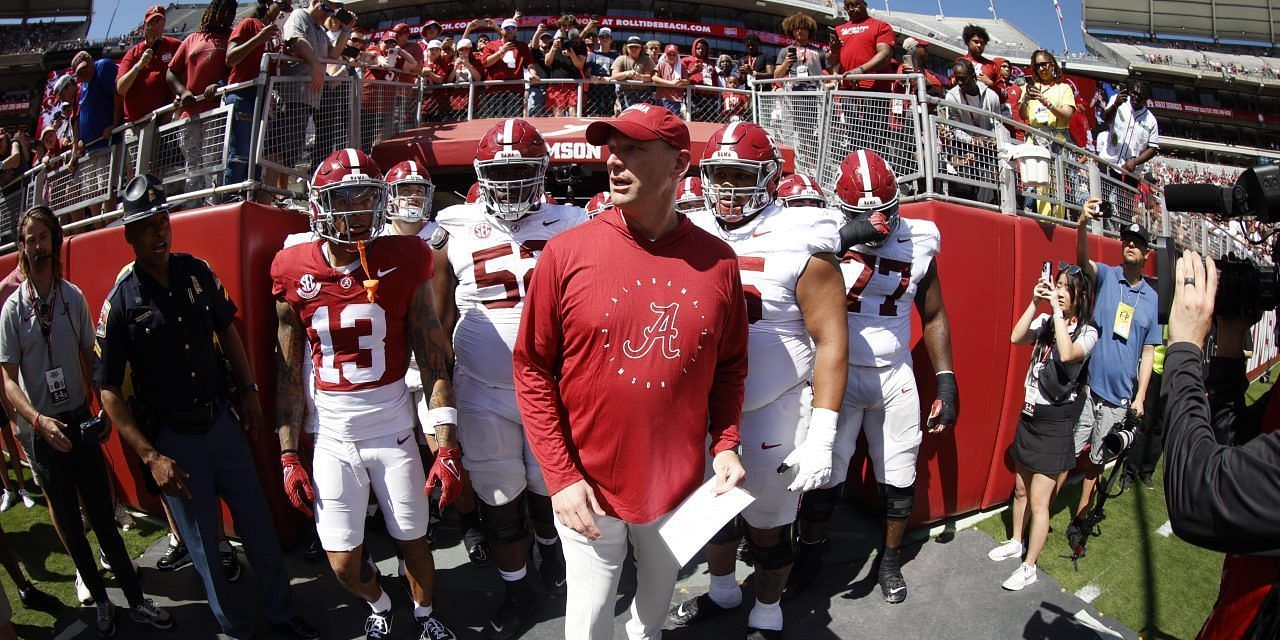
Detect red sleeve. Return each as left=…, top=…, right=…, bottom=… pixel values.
left=119, top=46, right=139, bottom=75
left=708, top=261, right=747, bottom=455
left=876, top=21, right=895, bottom=46
left=269, top=251, right=289, bottom=299
left=513, top=242, right=582, bottom=495
left=230, top=18, right=259, bottom=44
left=170, top=38, right=191, bottom=81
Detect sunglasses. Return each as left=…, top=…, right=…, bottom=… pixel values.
left=502, top=25, right=517, bottom=31
left=1057, top=261, right=1083, bottom=277
left=318, top=3, right=335, bottom=13
left=1034, top=61, right=1053, bottom=69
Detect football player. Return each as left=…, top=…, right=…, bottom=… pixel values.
left=430, top=119, right=588, bottom=640
left=674, top=175, right=704, bottom=213
left=383, top=161, right=490, bottom=566
left=667, top=122, right=848, bottom=640
left=585, top=190, right=612, bottom=219
left=788, top=149, right=958, bottom=605
left=270, top=149, right=461, bottom=640
left=777, top=173, right=828, bottom=209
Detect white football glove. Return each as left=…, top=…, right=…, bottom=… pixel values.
left=781, top=408, right=839, bottom=493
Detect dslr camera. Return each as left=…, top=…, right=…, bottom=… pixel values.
left=1100, top=408, right=1140, bottom=461
left=1157, top=163, right=1280, bottom=322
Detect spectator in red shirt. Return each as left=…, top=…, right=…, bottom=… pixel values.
left=684, top=37, right=721, bottom=118
left=223, top=0, right=288, bottom=199
left=514, top=103, right=747, bottom=640
left=893, top=38, right=943, bottom=97
left=956, top=24, right=996, bottom=89
left=654, top=44, right=691, bottom=116
left=829, top=0, right=895, bottom=90
left=389, top=22, right=423, bottom=72
left=167, top=0, right=234, bottom=195
left=358, top=33, right=414, bottom=149
left=116, top=5, right=181, bottom=124
left=480, top=18, right=538, bottom=118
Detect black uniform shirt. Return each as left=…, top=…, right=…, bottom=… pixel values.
left=93, top=253, right=237, bottom=411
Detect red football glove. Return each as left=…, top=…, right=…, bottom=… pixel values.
left=426, top=445, right=464, bottom=508
left=281, top=452, right=315, bottom=518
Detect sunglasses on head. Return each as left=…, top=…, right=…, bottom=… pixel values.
left=502, top=25, right=517, bottom=31
left=1057, top=261, right=1083, bottom=277
left=1034, top=61, right=1053, bottom=68
left=318, top=2, right=335, bottom=12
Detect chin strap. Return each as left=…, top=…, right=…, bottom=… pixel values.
left=356, top=240, right=378, bottom=303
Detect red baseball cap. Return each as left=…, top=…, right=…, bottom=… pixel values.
left=144, top=5, right=166, bottom=23
left=585, top=103, right=690, bottom=151
left=392, top=23, right=411, bottom=35
left=663, top=44, right=679, bottom=55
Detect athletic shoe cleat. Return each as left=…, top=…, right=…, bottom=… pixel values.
left=782, top=537, right=828, bottom=599
left=221, top=544, right=242, bottom=582
left=157, top=540, right=191, bottom=571
left=667, top=593, right=740, bottom=627
left=463, top=525, right=490, bottom=568
left=535, top=540, right=567, bottom=596
left=130, top=598, right=174, bottom=629
left=1001, top=562, right=1038, bottom=591
left=877, top=548, right=908, bottom=604
left=75, top=571, right=94, bottom=606
left=364, top=609, right=393, bottom=640
left=417, top=613, right=458, bottom=640
left=987, top=539, right=1024, bottom=561
left=96, top=601, right=116, bottom=637
left=485, top=577, right=536, bottom=640
left=0, top=490, right=15, bottom=512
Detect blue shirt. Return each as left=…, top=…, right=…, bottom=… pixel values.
left=78, top=58, right=119, bottom=151
left=1089, top=263, right=1161, bottom=405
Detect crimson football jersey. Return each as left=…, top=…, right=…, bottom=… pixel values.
left=270, top=235, right=434, bottom=441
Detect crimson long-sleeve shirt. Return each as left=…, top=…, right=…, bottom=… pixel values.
left=514, top=208, right=748, bottom=524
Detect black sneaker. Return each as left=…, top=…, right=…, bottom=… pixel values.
left=364, top=608, right=393, bottom=640
left=463, top=525, right=490, bottom=568
left=746, top=628, right=784, bottom=640
left=535, top=540, right=566, bottom=596
left=485, top=578, right=536, bottom=640
left=417, top=613, right=458, bottom=640
left=667, top=593, right=740, bottom=627
left=157, top=541, right=191, bottom=571
left=782, top=537, right=828, bottom=599
left=877, top=547, right=908, bottom=604
left=96, top=601, right=116, bottom=638
left=221, top=545, right=242, bottom=582
left=1065, top=517, right=1085, bottom=553
left=18, top=583, right=60, bottom=611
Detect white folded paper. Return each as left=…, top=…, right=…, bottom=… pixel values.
left=658, top=477, right=756, bottom=567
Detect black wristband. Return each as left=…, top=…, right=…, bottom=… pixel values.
left=280, top=448, right=299, bottom=457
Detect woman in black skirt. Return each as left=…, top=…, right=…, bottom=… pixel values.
left=990, top=263, right=1096, bottom=591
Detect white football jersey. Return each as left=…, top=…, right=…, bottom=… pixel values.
left=841, top=217, right=940, bottom=367
left=435, top=203, right=588, bottom=388
left=690, top=203, right=842, bottom=410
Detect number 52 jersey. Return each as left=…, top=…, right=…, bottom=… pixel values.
left=433, top=203, right=588, bottom=388
left=842, top=217, right=940, bottom=367
left=270, top=235, right=434, bottom=441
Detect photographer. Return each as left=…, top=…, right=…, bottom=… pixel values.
left=989, top=263, right=1096, bottom=591
left=1071, top=199, right=1160, bottom=548
left=1164, top=251, right=1280, bottom=639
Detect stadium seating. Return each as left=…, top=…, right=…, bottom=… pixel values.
left=0, top=20, right=87, bottom=56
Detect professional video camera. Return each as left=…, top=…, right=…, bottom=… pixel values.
left=1157, top=163, right=1280, bottom=323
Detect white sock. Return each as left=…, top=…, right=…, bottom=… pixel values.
left=747, top=599, right=783, bottom=631
left=707, top=572, right=742, bottom=609
left=413, top=603, right=433, bottom=620
left=499, top=565, right=528, bottom=582
left=369, top=590, right=391, bottom=614
left=534, top=534, right=559, bottom=546
left=168, top=533, right=179, bottom=546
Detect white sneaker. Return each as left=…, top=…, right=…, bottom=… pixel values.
left=1002, top=563, right=1038, bottom=591
left=987, top=539, right=1024, bottom=561
left=18, top=489, right=35, bottom=508
left=75, top=571, right=94, bottom=605
left=0, top=490, right=15, bottom=512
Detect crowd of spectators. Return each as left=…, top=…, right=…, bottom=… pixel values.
left=0, top=21, right=86, bottom=56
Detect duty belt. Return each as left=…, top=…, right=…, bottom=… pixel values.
left=155, top=400, right=223, bottom=434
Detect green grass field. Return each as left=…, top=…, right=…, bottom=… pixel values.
left=976, top=360, right=1280, bottom=640
left=0, top=467, right=166, bottom=639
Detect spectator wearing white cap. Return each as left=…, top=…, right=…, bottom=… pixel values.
left=480, top=16, right=538, bottom=118
left=420, top=39, right=449, bottom=120
left=584, top=26, right=618, bottom=116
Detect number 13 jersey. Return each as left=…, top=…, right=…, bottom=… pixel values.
left=270, top=235, right=434, bottom=441
left=434, top=203, right=588, bottom=388
left=842, top=217, right=940, bottom=367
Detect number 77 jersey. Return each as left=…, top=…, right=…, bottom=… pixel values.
left=842, top=217, right=940, bottom=367
left=434, top=202, right=588, bottom=388
left=270, top=235, right=434, bottom=441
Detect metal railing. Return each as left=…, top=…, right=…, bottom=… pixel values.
left=0, top=64, right=1266, bottom=265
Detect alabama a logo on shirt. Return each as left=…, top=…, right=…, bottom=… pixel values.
left=623, top=302, right=681, bottom=360
left=604, top=277, right=714, bottom=390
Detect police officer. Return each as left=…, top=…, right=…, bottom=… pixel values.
left=94, top=175, right=320, bottom=640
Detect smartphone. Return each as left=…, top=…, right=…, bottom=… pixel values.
left=1098, top=200, right=1114, bottom=217
left=1040, top=261, right=1052, bottom=283
left=788, top=46, right=797, bottom=57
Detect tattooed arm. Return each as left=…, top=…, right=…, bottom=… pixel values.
left=409, top=280, right=458, bottom=448
left=275, top=297, right=307, bottom=452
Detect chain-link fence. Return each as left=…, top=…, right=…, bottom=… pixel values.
left=0, top=172, right=32, bottom=246
left=44, top=146, right=114, bottom=218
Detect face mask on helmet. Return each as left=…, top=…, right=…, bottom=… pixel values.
left=675, top=178, right=704, bottom=213
left=701, top=161, right=778, bottom=224
left=474, top=159, right=548, bottom=221
left=311, top=182, right=389, bottom=244
left=389, top=181, right=435, bottom=222
left=786, top=198, right=827, bottom=209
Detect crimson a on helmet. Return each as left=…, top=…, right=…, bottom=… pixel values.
left=586, top=191, right=612, bottom=218
left=778, top=173, right=828, bottom=208
left=699, top=122, right=782, bottom=223
left=834, top=149, right=900, bottom=245
left=474, top=118, right=550, bottom=221
left=309, top=148, right=388, bottom=244
left=385, top=160, right=436, bottom=222
left=675, top=176, right=703, bottom=214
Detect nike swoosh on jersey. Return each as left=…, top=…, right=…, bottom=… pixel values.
left=397, top=434, right=411, bottom=445
left=896, top=237, right=911, bottom=243
left=752, top=229, right=773, bottom=238
left=377, top=266, right=398, bottom=277
left=542, top=219, right=560, bottom=226
left=762, top=442, right=782, bottom=449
